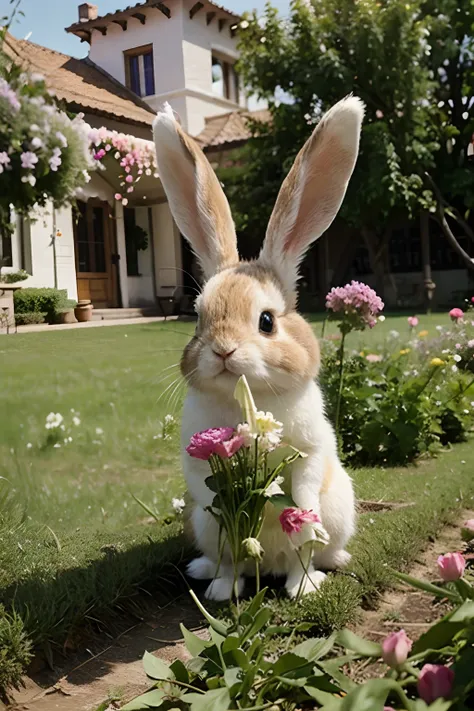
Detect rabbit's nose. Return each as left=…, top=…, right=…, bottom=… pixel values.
left=213, top=348, right=236, bottom=360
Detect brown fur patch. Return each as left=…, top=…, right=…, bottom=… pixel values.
left=321, top=457, right=333, bottom=494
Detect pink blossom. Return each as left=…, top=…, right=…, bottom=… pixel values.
left=418, top=664, right=454, bottom=703
left=94, top=149, right=106, bottom=160
left=114, top=193, right=122, bottom=201
left=125, top=175, right=134, bottom=183
left=455, top=343, right=461, bottom=349
left=376, top=109, right=384, bottom=119
left=326, top=281, right=384, bottom=330
left=55, top=131, right=68, bottom=148
left=279, top=507, right=321, bottom=534
left=471, top=296, right=474, bottom=304
left=382, top=630, right=412, bottom=667
left=21, top=152, right=39, bottom=170
left=214, top=435, right=245, bottom=458
left=437, top=552, right=465, bottom=581
left=127, top=187, right=134, bottom=193
left=186, top=427, right=235, bottom=460
left=0, top=152, right=11, bottom=173
left=468, top=339, right=474, bottom=348
left=366, top=354, right=382, bottom=363
left=407, top=316, right=419, bottom=328
left=0, top=77, right=20, bottom=111
left=449, top=307, right=464, bottom=322
left=49, top=147, right=62, bottom=172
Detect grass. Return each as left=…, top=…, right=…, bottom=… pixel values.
left=0, top=311, right=470, bottom=690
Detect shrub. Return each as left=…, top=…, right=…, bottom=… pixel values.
left=0, top=605, right=32, bottom=693
left=14, top=311, right=46, bottom=326
left=14, top=288, right=68, bottom=323
left=0, top=269, right=29, bottom=283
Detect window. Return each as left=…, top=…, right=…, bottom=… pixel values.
left=212, top=55, right=239, bottom=103
left=124, top=208, right=140, bottom=277
left=124, top=45, right=155, bottom=97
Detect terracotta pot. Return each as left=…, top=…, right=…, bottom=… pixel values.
left=74, top=299, right=93, bottom=323
left=57, top=309, right=77, bottom=324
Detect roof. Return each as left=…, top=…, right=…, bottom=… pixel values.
left=4, top=33, right=156, bottom=129
left=66, top=0, right=241, bottom=42
left=196, top=108, right=271, bottom=149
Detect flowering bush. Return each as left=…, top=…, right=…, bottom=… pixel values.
left=87, top=126, right=158, bottom=207
left=0, top=56, right=94, bottom=232
left=125, top=544, right=474, bottom=711
left=326, top=280, right=384, bottom=333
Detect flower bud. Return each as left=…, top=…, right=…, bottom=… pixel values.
left=418, top=664, right=454, bottom=703
left=242, top=537, right=264, bottom=561
left=381, top=630, right=412, bottom=667
left=437, top=552, right=465, bottom=581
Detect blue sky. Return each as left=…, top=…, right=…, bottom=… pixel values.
left=1, top=0, right=288, bottom=57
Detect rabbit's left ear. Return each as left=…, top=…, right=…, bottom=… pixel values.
left=259, top=96, right=364, bottom=296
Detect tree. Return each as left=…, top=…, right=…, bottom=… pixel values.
left=225, top=0, right=474, bottom=298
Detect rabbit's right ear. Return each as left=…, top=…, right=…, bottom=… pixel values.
left=153, top=104, right=239, bottom=280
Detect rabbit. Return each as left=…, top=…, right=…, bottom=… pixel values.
left=153, top=95, right=364, bottom=601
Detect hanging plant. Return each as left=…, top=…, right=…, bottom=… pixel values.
left=127, top=223, right=149, bottom=252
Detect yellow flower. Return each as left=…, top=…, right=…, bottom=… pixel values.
left=418, top=330, right=429, bottom=338
left=399, top=348, right=410, bottom=355
left=430, top=357, right=445, bottom=367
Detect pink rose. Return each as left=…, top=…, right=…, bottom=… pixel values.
left=449, top=307, right=464, bottom=322
left=214, top=435, right=245, bottom=459
left=186, top=427, right=235, bottom=460
left=279, top=507, right=321, bottom=534
left=418, top=664, right=454, bottom=703
left=125, top=175, right=134, bottom=183
left=408, top=316, right=419, bottom=328
left=382, top=630, right=412, bottom=667
left=471, top=296, right=474, bottom=304
left=437, top=552, right=465, bottom=581
left=93, top=149, right=106, bottom=160
left=461, top=519, right=474, bottom=542
left=114, top=193, right=122, bottom=201
left=366, top=354, right=383, bottom=363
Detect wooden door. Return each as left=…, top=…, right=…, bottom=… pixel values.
left=74, top=200, right=117, bottom=308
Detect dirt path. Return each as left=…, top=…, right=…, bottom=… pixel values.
left=7, top=596, right=203, bottom=711
left=7, top=510, right=473, bottom=711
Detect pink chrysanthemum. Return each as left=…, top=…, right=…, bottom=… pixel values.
left=449, top=308, right=464, bottom=322
left=186, top=427, right=236, bottom=460
left=326, top=281, right=384, bottom=331
left=279, top=507, right=321, bottom=534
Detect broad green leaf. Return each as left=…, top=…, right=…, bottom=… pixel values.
left=245, top=587, right=268, bottom=617
left=224, top=666, right=242, bottom=696
left=271, top=652, right=311, bottom=677
left=339, top=678, right=403, bottom=710
left=292, top=632, right=336, bottom=661
left=336, top=630, right=382, bottom=657
left=143, top=651, right=174, bottom=681
left=228, top=647, right=250, bottom=671
left=189, top=590, right=229, bottom=637
left=121, top=689, right=165, bottom=710
left=183, top=687, right=231, bottom=711
left=268, top=494, right=296, bottom=511
left=222, top=635, right=240, bottom=653
left=242, top=607, right=273, bottom=641
left=180, top=624, right=210, bottom=657
left=393, top=571, right=460, bottom=603
left=305, top=686, right=343, bottom=708
left=274, top=675, right=308, bottom=687
left=413, top=600, right=474, bottom=653
left=170, top=659, right=189, bottom=684
left=210, top=628, right=226, bottom=649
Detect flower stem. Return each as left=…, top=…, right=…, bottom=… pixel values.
left=255, top=559, right=260, bottom=595
left=335, top=330, right=346, bottom=432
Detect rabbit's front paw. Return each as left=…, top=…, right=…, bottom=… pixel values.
left=205, top=576, right=244, bottom=601
left=187, top=556, right=218, bottom=580
left=285, top=570, right=326, bottom=599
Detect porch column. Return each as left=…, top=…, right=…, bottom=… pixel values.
left=115, top=201, right=129, bottom=308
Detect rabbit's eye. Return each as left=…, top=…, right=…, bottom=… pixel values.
left=259, top=311, right=274, bottom=335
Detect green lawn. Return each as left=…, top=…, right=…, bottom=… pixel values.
left=0, top=311, right=471, bottom=690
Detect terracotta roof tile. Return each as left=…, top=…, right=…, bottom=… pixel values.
left=4, top=33, right=156, bottom=129
left=196, top=108, right=271, bottom=149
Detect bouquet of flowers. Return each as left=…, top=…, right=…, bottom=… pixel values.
left=186, top=375, right=329, bottom=600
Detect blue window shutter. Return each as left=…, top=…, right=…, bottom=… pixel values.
left=129, top=55, right=141, bottom=95
left=143, top=51, right=155, bottom=96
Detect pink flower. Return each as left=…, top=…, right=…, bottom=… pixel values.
left=382, top=630, right=412, bottom=667
left=366, top=354, right=382, bottom=363
left=437, top=552, right=465, bottom=581
left=186, top=427, right=235, bottom=460
left=114, top=193, right=122, bottom=201
left=21, top=151, right=39, bottom=170
left=0, top=152, right=11, bottom=174
left=279, top=507, right=321, bottom=534
left=461, top=519, right=474, bottom=542
left=407, top=316, right=419, bottom=328
left=449, top=308, right=464, bottom=322
left=468, top=339, right=474, bottom=349
left=0, top=77, right=20, bottom=111
left=471, top=296, right=474, bottom=304
left=214, top=435, right=245, bottom=458
left=376, top=109, right=384, bottom=119
left=49, top=147, right=62, bottom=172
left=418, top=664, right=454, bottom=703
left=326, top=281, right=384, bottom=330
left=125, top=175, right=134, bottom=183
left=94, top=149, right=106, bottom=160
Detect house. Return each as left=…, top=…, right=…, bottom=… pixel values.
left=1, top=0, right=244, bottom=314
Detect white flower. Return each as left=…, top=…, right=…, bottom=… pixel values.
left=31, top=136, right=43, bottom=149
left=72, top=416, right=81, bottom=426
left=435, top=385, right=441, bottom=392
left=21, top=174, right=36, bottom=186
left=95, top=427, right=104, bottom=435
left=242, top=537, right=264, bottom=561
left=389, top=330, right=400, bottom=339
left=464, top=409, right=470, bottom=415
left=240, top=19, right=249, bottom=28
left=436, top=401, right=442, bottom=406
left=264, top=476, right=285, bottom=497
left=53, top=443, right=61, bottom=448
left=436, top=325, right=443, bottom=331
left=290, top=520, right=330, bottom=550
left=172, top=497, right=185, bottom=514
left=236, top=422, right=255, bottom=447
left=378, top=315, right=386, bottom=322
left=451, top=365, right=458, bottom=373
left=26, top=442, right=32, bottom=449
left=442, top=349, right=450, bottom=354
left=164, top=414, right=175, bottom=425
left=453, top=354, right=462, bottom=362
left=45, top=412, right=63, bottom=429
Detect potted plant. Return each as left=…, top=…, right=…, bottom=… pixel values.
left=74, top=299, right=93, bottom=323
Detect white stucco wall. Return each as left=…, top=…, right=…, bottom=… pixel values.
left=6, top=204, right=78, bottom=300
left=152, top=202, right=183, bottom=292
left=127, top=207, right=156, bottom=307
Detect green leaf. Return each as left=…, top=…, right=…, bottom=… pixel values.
left=170, top=659, right=189, bottom=684
left=189, top=590, right=229, bottom=637
left=268, top=493, right=296, bottom=511
left=245, top=587, right=268, bottom=617
left=393, top=571, right=460, bottom=603
left=271, top=652, right=311, bottom=677
left=413, top=600, right=474, bottom=654
left=242, top=607, right=273, bottom=641
left=121, top=689, right=165, bottom=710
left=274, top=675, right=308, bottom=687
left=182, top=687, right=231, bottom=711
left=180, top=624, right=210, bottom=657
left=305, top=687, right=343, bottom=708
left=336, top=630, right=382, bottom=657
left=143, top=651, right=174, bottom=681
left=224, top=666, right=242, bottom=696
left=210, top=628, right=226, bottom=649
left=339, top=678, right=404, bottom=710
left=292, top=633, right=336, bottom=661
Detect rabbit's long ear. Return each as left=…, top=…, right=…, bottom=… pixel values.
left=259, top=96, right=364, bottom=296
left=153, top=105, right=238, bottom=280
